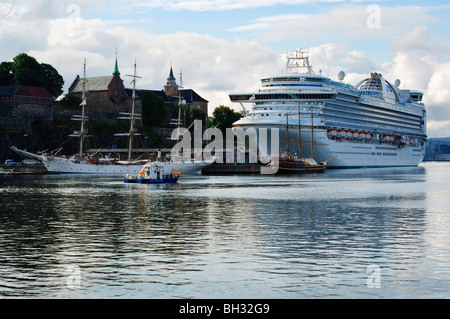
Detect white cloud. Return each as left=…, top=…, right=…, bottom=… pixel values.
left=136, top=0, right=345, bottom=12
left=427, top=62, right=450, bottom=106
left=427, top=120, right=450, bottom=138
left=376, top=26, right=450, bottom=136
left=307, top=43, right=375, bottom=79
left=230, top=4, right=435, bottom=42
left=21, top=16, right=279, bottom=113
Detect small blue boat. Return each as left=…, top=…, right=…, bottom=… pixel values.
left=124, top=162, right=180, bottom=184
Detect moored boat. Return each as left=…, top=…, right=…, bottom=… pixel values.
left=278, top=157, right=326, bottom=173
left=124, top=162, right=180, bottom=184
left=229, top=49, right=427, bottom=168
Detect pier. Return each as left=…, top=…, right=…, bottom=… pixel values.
left=202, top=163, right=263, bottom=175
left=0, top=164, right=48, bottom=175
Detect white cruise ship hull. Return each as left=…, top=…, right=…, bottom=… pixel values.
left=314, top=134, right=425, bottom=168
left=233, top=125, right=425, bottom=168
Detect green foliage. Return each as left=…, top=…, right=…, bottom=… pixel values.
left=141, top=91, right=168, bottom=127
left=210, top=105, right=243, bottom=133
left=55, top=94, right=83, bottom=109
left=0, top=62, right=13, bottom=86
left=40, top=63, right=64, bottom=97
left=12, top=53, right=42, bottom=86
left=0, top=53, right=64, bottom=98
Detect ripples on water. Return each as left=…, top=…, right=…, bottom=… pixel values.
left=0, top=162, right=449, bottom=298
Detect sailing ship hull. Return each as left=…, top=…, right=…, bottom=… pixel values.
left=278, top=159, right=326, bottom=173
left=43, top=157, right=212, bottom=175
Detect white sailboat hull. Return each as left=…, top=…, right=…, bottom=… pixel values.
left=43, top=157, right=212, bottom=175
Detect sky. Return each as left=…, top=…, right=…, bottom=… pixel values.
left=1, top=0, right=450, bottom=137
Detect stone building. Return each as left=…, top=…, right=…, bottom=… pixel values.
left=0, top=86, right=54, bottom=133
left=66, top=61, right=208, bottom=125
left=162, top=67, right=208, bottom=116
left=67, top=58, right=139, bottom=124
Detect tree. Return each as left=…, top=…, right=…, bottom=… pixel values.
left=57, top=93, right=82, bottom=109
left=0, top=62, right=13, bottom=86
left=12, top=53, right=42, bottom=86
left=141, top=91, right=169, bottom=127
left=40, top=63, right=64, bottom=97
left=210, top=105, right=243, bottom=133
left=0, top=53, right=64, bottom=98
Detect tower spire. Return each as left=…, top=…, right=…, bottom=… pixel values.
left=113, top=49, right=120, bottom=75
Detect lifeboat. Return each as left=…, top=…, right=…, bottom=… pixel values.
left=351, top=131, right=359, bottom=139
left=359, top=132, right=367, bottom=139
left=345, top=131, right=352, bottom=138
left=337, top=130, right=346, bottom=138
left=327, top=129, right=337, bottom=137
left=396, top=136, right=408, bottom=145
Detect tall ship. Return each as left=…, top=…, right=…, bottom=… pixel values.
left=229, top=49, right=427, bottom=168
left=12, top=60, right=212, bottom=175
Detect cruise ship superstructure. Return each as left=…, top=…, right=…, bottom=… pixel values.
left=229, top=49, right=427, bottom=168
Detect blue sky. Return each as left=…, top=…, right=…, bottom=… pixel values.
left=1, top=0, right=450, bottom=136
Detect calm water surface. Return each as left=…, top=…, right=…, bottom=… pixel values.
left=0, top=162, right=449, bottom=299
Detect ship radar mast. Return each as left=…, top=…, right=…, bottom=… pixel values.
left=286, top=49, right=315, bottom=75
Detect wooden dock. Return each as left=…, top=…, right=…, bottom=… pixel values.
left=0, top=164, right=48, bottom=175
left=202, top=163, right=265, bottom=175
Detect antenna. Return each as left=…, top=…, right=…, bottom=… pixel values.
left=180, top=69, right=183, bottom=88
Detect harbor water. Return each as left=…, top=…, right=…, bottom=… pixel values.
left=0, top=162, right=449, bottom=299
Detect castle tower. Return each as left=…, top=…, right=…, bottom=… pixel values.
left=108, top=56, right=126, bottom=104
left=164, top=66, right=179, bottom=98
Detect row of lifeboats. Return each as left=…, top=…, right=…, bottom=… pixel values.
left=327, top=129, right=374, bottom=140
left=327, top=129, right=415, bottom=146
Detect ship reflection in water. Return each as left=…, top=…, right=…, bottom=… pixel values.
left=0, top=162, right=449, bottom=298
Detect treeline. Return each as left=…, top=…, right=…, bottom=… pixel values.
left=0, top=53, right=64, bottom=98
left=141, top=92, right=242, bottom=132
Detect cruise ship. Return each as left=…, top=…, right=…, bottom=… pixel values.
left=229, top=50, right=427, bottom=168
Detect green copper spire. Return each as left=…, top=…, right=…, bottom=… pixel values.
left=113, top=50, right=120, bottom=75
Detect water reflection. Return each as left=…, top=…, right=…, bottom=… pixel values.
left=0, top=163, right=449, bottom=298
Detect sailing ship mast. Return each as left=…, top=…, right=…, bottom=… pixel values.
left=70, top=58, right=89, bottom=159
left=116, top=59, right=142, bottom=163
left=169, top=69, right=186, bottom=137
left=285, top=102, right=317, bottom=160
